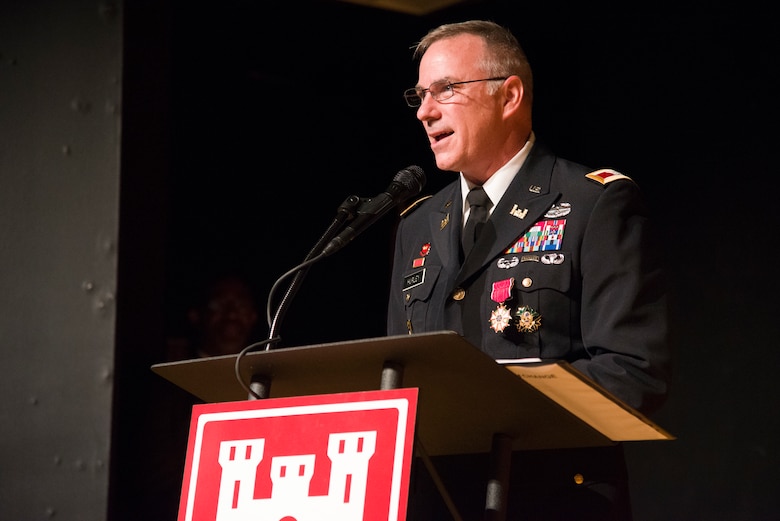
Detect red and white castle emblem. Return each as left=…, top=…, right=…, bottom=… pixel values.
left=177, top=389, right=418, bottom=521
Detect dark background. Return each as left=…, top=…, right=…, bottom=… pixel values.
left=115, top=0, right=780, bottom=519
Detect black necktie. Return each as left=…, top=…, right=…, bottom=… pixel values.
left=462, top=187, right=490, bottom=257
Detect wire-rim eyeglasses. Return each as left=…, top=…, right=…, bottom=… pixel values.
left=403, top=77, right=508, bottom=107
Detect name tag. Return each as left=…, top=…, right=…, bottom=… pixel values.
left=403, top=268, right=426, bottom=291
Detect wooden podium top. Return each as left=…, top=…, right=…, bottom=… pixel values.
left=152, top=331, right=670, bottom=456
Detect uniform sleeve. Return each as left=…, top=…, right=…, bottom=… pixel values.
left=571, top=179, right=671, bottom=414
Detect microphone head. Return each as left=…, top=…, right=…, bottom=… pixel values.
left=392, top=165, right=426, bottom=202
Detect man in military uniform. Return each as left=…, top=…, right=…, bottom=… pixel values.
left=387, top=20, right=671, bottom=521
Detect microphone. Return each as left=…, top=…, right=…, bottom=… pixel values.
left=321, top=165, right=426, bottom=256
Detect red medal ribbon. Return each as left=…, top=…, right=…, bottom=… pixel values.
left=491, top=278, right=514, bottom=303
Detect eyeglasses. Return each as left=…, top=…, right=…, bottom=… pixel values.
left=403, top=77, right=508, bottom=107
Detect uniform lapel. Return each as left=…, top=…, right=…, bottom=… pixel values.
left=427, top=184, right=461, bottom=270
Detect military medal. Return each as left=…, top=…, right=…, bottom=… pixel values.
left=489, top=278, right=514, bottom=333
left=514, top=305, right=542, bottom=333
left=490, top=304, right=513, bottom=333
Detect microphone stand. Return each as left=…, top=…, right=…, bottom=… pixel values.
left=235, top=194, right=363, bottom=399
left=266, top=194, right=363, bottom=347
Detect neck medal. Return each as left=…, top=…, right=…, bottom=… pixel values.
left=489, top=278, right=515, bottom=333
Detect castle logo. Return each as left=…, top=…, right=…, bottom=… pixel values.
left=177, top=389, right=418, bottom=521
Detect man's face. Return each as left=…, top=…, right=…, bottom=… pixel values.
left=201, top=278, right=258, bottom=355
left=415, top=34, right=506, bottom=180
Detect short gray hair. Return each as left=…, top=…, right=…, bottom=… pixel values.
left=412, top=20, right=533, bottom=102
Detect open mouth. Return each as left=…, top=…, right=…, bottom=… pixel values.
left=431, top=130, right=453, bottom=143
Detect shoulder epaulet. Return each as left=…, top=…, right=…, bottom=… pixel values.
left=400, top=195, right=433, bottom=217
left=585, top=168, right=633, bottom=185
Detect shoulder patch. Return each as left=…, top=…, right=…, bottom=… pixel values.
left=400, top=195, right=433, bottom=217
left=585, top=169, right=632, bottom=185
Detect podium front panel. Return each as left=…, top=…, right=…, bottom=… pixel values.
left=178, top=389, right=417, bottom=521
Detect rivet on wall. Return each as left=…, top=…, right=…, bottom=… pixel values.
left=70, top=97, right=92, bottom=114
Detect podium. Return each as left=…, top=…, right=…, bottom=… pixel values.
left=152, top=330, right=673, bottom=520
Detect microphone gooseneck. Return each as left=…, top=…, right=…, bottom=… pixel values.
left=321, top=165, right=426, bottom=257
left=263, top=165, right=426, bottom=351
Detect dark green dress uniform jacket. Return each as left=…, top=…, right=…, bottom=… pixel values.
left=387, top=142, right=670, bottom=413
left=387, top=143, right=671, bottom=520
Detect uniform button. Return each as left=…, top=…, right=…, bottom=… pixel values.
left=452, top=288, right=466, bottom=301
left=573, top=473, right=584, bottom=485
left=405, top=293, right=411, bottom=302
left=521, top=277, right=532, bottom=288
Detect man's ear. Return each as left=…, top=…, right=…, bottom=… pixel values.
left=502, top=75, right=525, bottom=115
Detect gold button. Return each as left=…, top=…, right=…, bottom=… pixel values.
left=405, top=293, right=411, bottom=302
left=573, top=473, right=584, bottom=485
left=521, top=277, right=532, bottom=288
left=452, top=288, right=466, bottom=301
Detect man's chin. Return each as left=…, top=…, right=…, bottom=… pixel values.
left=434, top=156, right=458, bottom=173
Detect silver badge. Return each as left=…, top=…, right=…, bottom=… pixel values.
left=544, top=202, right=571, bottom=218
left=541, top=253, right=565, bottom=265
left=497, top=256, right=520, bottom=269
